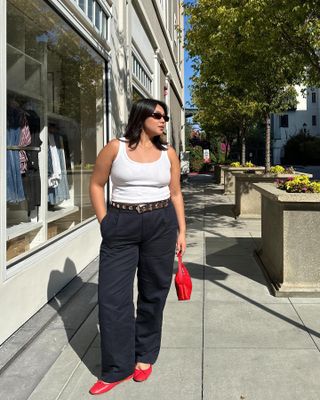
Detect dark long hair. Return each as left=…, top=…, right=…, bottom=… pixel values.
left=124, top=98, right=168, bottom=150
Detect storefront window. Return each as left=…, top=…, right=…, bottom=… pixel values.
left=6, top=0, right=105, bottom=262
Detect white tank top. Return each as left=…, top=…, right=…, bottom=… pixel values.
left=110, top=139, right=171, bottom=203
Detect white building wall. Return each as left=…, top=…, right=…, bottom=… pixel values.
left=130, top=7, right=154, bottom=72
left=272, top=87, right=320, bottom=164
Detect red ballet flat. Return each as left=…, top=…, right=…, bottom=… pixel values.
left=133, top=365, right=152, bottom=382
left=89, top=374, right=133, bottom=395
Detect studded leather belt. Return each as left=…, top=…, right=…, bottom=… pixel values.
left=110, top=198, right=170, bottom=214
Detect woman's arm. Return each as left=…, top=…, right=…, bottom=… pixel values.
left=168, top=146, right=186, bottom=254
left=89, top=139, right=119, bottom=223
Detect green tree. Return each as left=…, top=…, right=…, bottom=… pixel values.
left=255, top=0, right=320, bottom=87
left=192, top=75, right=261, bottom=163
left=185, top=0, right=299, bottom=171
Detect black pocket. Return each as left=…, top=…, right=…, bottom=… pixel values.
left=100, top=210, right=119, bottom=241
left=164, top=203, right=178, bottom=228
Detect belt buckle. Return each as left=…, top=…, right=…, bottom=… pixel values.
left=136, top=204, right=147, bottom=214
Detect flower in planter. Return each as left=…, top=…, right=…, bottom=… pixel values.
left=229, top=161, right=256, bottom=167
left=277, top=175, right=320, bottom=193
left=243, top=161, right=255, bottom=167
left=270, top=165, right=295, bottom=174
left=270, top=165, right=285, bottom=174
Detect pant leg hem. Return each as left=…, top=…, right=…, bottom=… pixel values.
left=135, top=356, right=156, bottom=364
left=101, top=369, right=135, bottom=383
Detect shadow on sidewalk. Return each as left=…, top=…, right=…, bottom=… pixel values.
left=47, top=258, right=100, bottom=378
left=205, top=237, right=263, bottom=284
left=184, top=257, right=320, bottom=342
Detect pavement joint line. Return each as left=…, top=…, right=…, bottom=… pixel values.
left=289, top=298, right=320, bottom=353
left=0, top=259, right=99, bottom=376
left=210, top=279, right=320, bottom=342
left=201, top=194, right=206, bottom=400
left=203, top=346, right=320, bottom=350
left=53, top=331, right=100, bottom=400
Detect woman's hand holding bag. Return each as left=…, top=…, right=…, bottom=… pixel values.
left=175, top=251, right=192, bottom=301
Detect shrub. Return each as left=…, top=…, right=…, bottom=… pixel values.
left=189, top=146, right=204, bottom=172
left=283, top=132, right=320, bottom=165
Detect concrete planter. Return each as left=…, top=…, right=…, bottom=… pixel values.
left=254, top=182, right=320, bottom=297
left=234, top=172, right=313, bottom=218
left=214, top=164, right=226, bottom=184
left=221, top=166, right=265, bottom=194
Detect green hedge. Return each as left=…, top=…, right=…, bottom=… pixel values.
left=283, top=132, right=320, bottom=165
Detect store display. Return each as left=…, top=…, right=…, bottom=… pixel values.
left=6, top=0, right=103, bottom=261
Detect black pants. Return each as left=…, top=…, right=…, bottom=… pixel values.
left=98, top=201, right=178, bottom=382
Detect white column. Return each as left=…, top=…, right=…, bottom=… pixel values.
left=153, top=50, right=161, bottom=99
left=165, top=72, right=171, bottom=144
left=124, top=0, right=132, bottom=120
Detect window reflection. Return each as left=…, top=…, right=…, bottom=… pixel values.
left=6, top=0, right=105, bottom=261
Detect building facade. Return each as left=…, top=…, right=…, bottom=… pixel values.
left=0, top=0, right=184, bottom=344
left=272, top=87, right=319, bottom=164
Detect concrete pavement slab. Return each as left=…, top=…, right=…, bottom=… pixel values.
left=203, top=348, right=320, bottom=400
left=204, top=269, right=290, bottom=304
left=290, top=304, right=320, bottom=349
left=57, top=348, right=201, bottom=400
left=204, top=302, right=315, bottom=349
left=206, top=236, right=256, bottom=256
left=28, top=308, right=99, bottom=400
left=205, top=254, right=264, bottom=278
left=161, top=301, right=202, bottom=348
left=0, top=327, right=73, bottom=400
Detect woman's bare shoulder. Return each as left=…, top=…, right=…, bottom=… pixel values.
left=98, top=138, right=120, bottom=161
left=166, top=145, right=179, bottom=160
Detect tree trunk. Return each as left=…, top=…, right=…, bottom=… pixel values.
left=240, top=131, right=246, bottom=165
left=265, top=113, right=271, bottom=172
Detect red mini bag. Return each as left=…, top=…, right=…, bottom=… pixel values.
left=175, top=252, right=192, bottom=301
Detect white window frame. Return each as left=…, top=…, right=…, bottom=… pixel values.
left=71, top=0, right=111, bottom=41
left=132, top=49, right=153, bottom=97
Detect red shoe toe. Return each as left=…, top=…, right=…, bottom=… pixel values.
left=133, top=365, right=152, bottom=382
left=89, top=374, right=133, bottom=395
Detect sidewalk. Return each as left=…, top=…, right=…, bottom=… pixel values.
left=1, top=176, right=320, bottom=399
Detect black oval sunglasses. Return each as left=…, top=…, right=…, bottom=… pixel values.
left=150, top=112, right=170, bottom=122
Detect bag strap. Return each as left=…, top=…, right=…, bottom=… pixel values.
left=177, top=251, right=183, bottom=271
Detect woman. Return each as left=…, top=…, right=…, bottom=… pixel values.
left=89, top=98, right=186, bottom=395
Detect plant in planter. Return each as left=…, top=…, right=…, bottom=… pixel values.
left=269, top=165, right=294, bottom=175
left=269, top=165, right=285, bottom=174
left=230, top=161, right=255, bottom=168
left=276, top=175, right=320, bottom=193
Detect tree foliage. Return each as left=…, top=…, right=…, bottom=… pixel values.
left=184, top=0, right=305, bottom=170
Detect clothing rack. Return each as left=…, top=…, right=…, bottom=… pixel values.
left=7, top=145, right=41, bottom=151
